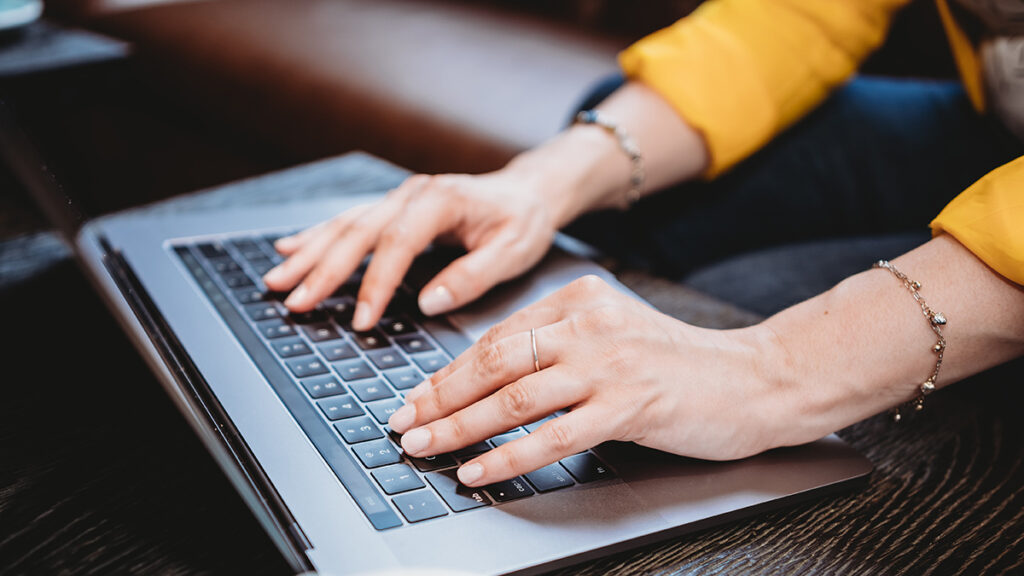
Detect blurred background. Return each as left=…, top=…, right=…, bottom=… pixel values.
left=2, top=0, right=957, bottom=237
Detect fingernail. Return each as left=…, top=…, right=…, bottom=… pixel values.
left=352, top=301, right=373, bottom=331
left=274, top=236, right=297, bottom=251
left=457, top=463, right=484, bottom=486
left=284, top=284, right=308, bottom=308
left=401, top=427, right=431, bottom=454
left=404, top=379, right=432, bottom=403
left=388, top=403, right=416, bottom=433
left=263, top=265, right=285, bottom=285
left=419, top=286, right=454, bottom=316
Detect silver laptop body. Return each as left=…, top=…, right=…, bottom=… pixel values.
left=5, top=104, right=872, bottom=576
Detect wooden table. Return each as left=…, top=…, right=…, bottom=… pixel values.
left=2, top=153, right=1021, bottom=575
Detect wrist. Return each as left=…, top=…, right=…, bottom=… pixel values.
left=503, top=123, right=637, bottom=227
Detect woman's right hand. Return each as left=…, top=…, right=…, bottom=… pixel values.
left=262, top=166, right=571, bottom=331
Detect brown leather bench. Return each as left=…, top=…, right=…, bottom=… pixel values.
left=56, top=0, right=628, bottom=174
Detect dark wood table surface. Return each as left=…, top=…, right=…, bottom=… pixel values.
left=1, top=153, right=1021, bottom=575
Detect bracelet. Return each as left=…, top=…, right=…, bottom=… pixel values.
left=574, top=110, right=645, bottom=207
left=873, top=260, right=947, bottom=422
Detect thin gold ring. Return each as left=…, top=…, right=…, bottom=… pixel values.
left=530, top=328, right=540, bottom=373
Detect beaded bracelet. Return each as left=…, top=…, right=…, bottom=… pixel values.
left=574, top=110, right=645, bottom=207
left=874, top=260, right=947, bottom=422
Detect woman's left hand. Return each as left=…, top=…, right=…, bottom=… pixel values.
left=387, top=274, right=788, bottom=487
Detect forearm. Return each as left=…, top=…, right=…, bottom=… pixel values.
left=502, top=81, right=709, bottom=226
left=759, top=234, right=1024, bottom=448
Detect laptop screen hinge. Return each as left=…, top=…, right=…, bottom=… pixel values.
left=97, top=235, right=315, bottom=570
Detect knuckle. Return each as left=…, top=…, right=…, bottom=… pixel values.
left=326, top=213, right=350, bottom=233
left=477, top=325, right=503, bottom=348
left=497, top=445, right=522, bottom=474
left=499, top=382, right=535, bottom=421
left=580, top=306, right=625, bottom=333
left=427, top=382, right=452, bottom=414
left=571, top=274, right=608, bottom=295
left=378, top=223, right=409, bottom=249
left=544, top=419, right=577, bottom=454
left=444, top=412, right=468, bottom=444
left=477, top=343, right=508, bottom=376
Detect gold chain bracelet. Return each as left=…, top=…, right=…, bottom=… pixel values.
left=574, top=110, right=645, bottom=207
left=873, top=260, right=947, bottom=423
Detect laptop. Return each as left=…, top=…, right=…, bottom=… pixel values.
left=1, top=101, right=872, bottom=575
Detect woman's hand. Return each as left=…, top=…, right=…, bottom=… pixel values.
left=387, top=275, right=785, bottom=487
left=263, top=168, right=567, bottom=331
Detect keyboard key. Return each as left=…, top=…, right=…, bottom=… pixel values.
left=289, top=309, right=328, bottom=324
left=323, top=296, right=356, bottom=320
left=452, top=441, right=491, bottom=461
left=372, top=464, right=425, bottom=495
left=366, top=398, right=404, bottom=425
left=301, top=376, right=345, bottom=399
left=222, top=272, right=254, bottom=288
left=317, top=395, right=364, bottom=421
left=318, top=341, right=357, bottom=362
left=197, top=242, right=228, bottom=259
left=353, top=329, right=390, bottom=350
left=384, top=368, right=422, bottom=390
left=484, top=476, right=535, bottom=502
left=244, top=303, right=281, bottom=322
left=286, top=356, right=329, bottom=378
left=259, top=319, right=297, bottom=340
left=524, top=463, right=575, bottom=492
left=394, top=334, right=435, bottom=354
left=335, top=416, right=384, bottom=444
left=560, top=453, right=614, bottom=484
left=352, top=439, right=401, bottom=468
left=233, top=287, right=266, bottom=304
left=392, top=491, right=448, bottom=523
left=248, top=258, right=275, bottom=276
left=236, top=247, right=267, bottom=262
left=229, top=238, right=260, bottom=253
left=409, top=453, right=457, bottom=472
left=349, top=379, right=395, bottom=402
left=380, top=316, right=417, bottom=336
left=301, top=322, right=341, bottom=342
left=413, top=354, right=448, bottom=374
left=271, top=338, right=311, bottom=358
left=333, top=359, right=376, bottom=381
left=211, top=258, right=241, bottom=274
left=489, top=430, right=526, bottom=448
left=426, top=469, right=491, bottom=512
left=366, top=348, right=409, bottom=370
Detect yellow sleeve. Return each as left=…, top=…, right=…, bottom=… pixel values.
left=619, top=0, right=909, bottom=177
left=931, top=156, right=1024, bottom=286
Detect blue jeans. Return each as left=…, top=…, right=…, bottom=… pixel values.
left=566, top=76, right=1023, bottom=315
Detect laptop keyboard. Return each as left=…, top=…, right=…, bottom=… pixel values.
left=173, top=231, right=615, bottom=530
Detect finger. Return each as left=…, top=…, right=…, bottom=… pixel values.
left=273, top=220, right=329, bottom=255
left=457, top=405, right=614, bottom=486
left=264, top=176, right=424, bottom=296
left=398, top=364, right=584, bottom=459
left=262, top=213, right=354, bottom=294
left=352, top=191, right=459, bottom=331
left=285, top=224, right=378, bottom=312
left=417, top=230, right=540, bottom=317
left=399, top=274, right=614, bottom=412
left=390, top=321, right=565, bottom=433
left=397, top=304, right=563, bottom=416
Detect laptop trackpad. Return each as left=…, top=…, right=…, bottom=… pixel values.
left=596, top=437, right=871, bottom=527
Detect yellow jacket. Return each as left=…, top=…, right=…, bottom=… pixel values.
left=619, top=0, right=1024, bottom=285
